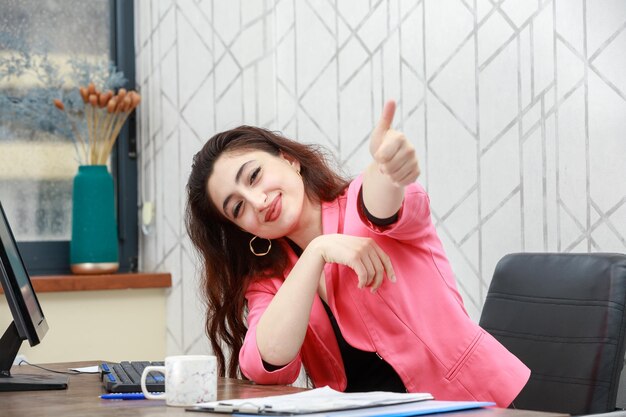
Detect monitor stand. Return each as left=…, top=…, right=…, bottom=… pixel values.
left=0, top=373, right=68, bottom=391
left=0, top=322, right=68, bottom=391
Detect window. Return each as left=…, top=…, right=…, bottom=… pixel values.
left=0, top=0, right=137, bottom=275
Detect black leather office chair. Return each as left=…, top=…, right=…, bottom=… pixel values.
left=479, top=253, right=626, bottom=415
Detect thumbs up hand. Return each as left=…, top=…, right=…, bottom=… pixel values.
left=369, top=100, right=420, bottom=187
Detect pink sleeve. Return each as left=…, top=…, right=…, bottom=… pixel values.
left=348, top=176, right=433, bottom=242
left=238, top=279, right=302, bottom=384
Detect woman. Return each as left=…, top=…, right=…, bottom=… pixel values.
left=186, top=100, right=529, bottom=407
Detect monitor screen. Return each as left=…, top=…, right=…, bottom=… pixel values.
left=0, top=201, right=67, bottom=391
left=0, top=203, right=47, bottom=346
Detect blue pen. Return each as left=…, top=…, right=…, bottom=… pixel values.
left=100, top=392, right=147, bottom=400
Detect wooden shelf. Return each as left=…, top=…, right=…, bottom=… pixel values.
left=0, top=272, right=171, bottom=293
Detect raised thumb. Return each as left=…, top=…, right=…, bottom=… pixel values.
left=369, top=100, right=396, bottom=154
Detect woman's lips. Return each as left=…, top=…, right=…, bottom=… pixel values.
left=265, top=194, right=282, bottom=222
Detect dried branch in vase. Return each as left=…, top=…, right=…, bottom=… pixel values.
left=53, top=82, right=141, bottom=165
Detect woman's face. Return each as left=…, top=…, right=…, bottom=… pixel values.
left=207, top=149, right=305, bottom=239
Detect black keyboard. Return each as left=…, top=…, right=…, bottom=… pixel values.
left=99, top=361, right=165, bottom=393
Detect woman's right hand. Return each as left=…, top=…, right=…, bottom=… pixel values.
left=255, top=234, right=396, bottom=366
left=310, top=234, right=396, bottom=292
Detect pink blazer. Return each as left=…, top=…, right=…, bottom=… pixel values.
left=239, top=177, right=530, bottom=407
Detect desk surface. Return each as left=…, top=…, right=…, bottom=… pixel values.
left=1, top=361, right=567, bottom=417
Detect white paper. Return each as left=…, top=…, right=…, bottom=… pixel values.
left=232, top=400, right=496, bottom=417
left=69, top=365, right=100, bottom=373
left=195, top=386, right=433, bottom=414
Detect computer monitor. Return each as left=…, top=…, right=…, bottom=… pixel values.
left=0, top=201, right=67, bottom=391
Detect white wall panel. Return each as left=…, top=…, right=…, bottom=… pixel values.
left=135, top=0, right=626, bottom=358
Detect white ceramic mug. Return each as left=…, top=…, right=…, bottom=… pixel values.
left=140, top=355, right=217, bottom=406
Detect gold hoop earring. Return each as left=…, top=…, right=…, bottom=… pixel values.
left=249, top=236, right=271, bottom=256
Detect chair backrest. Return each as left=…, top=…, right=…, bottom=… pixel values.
left=479, top=253, right=626, bottom=415
left=618, top=362, right=626, bottom=409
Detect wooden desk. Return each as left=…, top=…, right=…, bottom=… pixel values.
left=1, top=361, right=567, bottom=417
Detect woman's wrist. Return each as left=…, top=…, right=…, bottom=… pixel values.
left=303, top=236, right=327, bottom=268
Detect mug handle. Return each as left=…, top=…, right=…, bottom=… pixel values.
left=140, top=366, right=166, bottom=400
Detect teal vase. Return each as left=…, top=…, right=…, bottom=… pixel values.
left=70, top=165, right=119, bottom=274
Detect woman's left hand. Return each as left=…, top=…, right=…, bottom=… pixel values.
left=369, top=100, right=420, bottom=187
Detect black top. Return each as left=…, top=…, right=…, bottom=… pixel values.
left=321, top=301, right=406, bottom=392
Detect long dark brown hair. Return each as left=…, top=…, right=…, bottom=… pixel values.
left=186, top=126, right=350, bottom=378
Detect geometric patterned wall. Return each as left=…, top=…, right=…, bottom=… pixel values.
left=134, top=0, right=626, bottom=357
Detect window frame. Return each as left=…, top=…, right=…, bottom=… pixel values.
left=17, top=0, right=138, bottom=275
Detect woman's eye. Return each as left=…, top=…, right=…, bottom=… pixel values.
left=233, top=201, right=243, bottom=218
left=250, top=167, right=261, bottom=184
